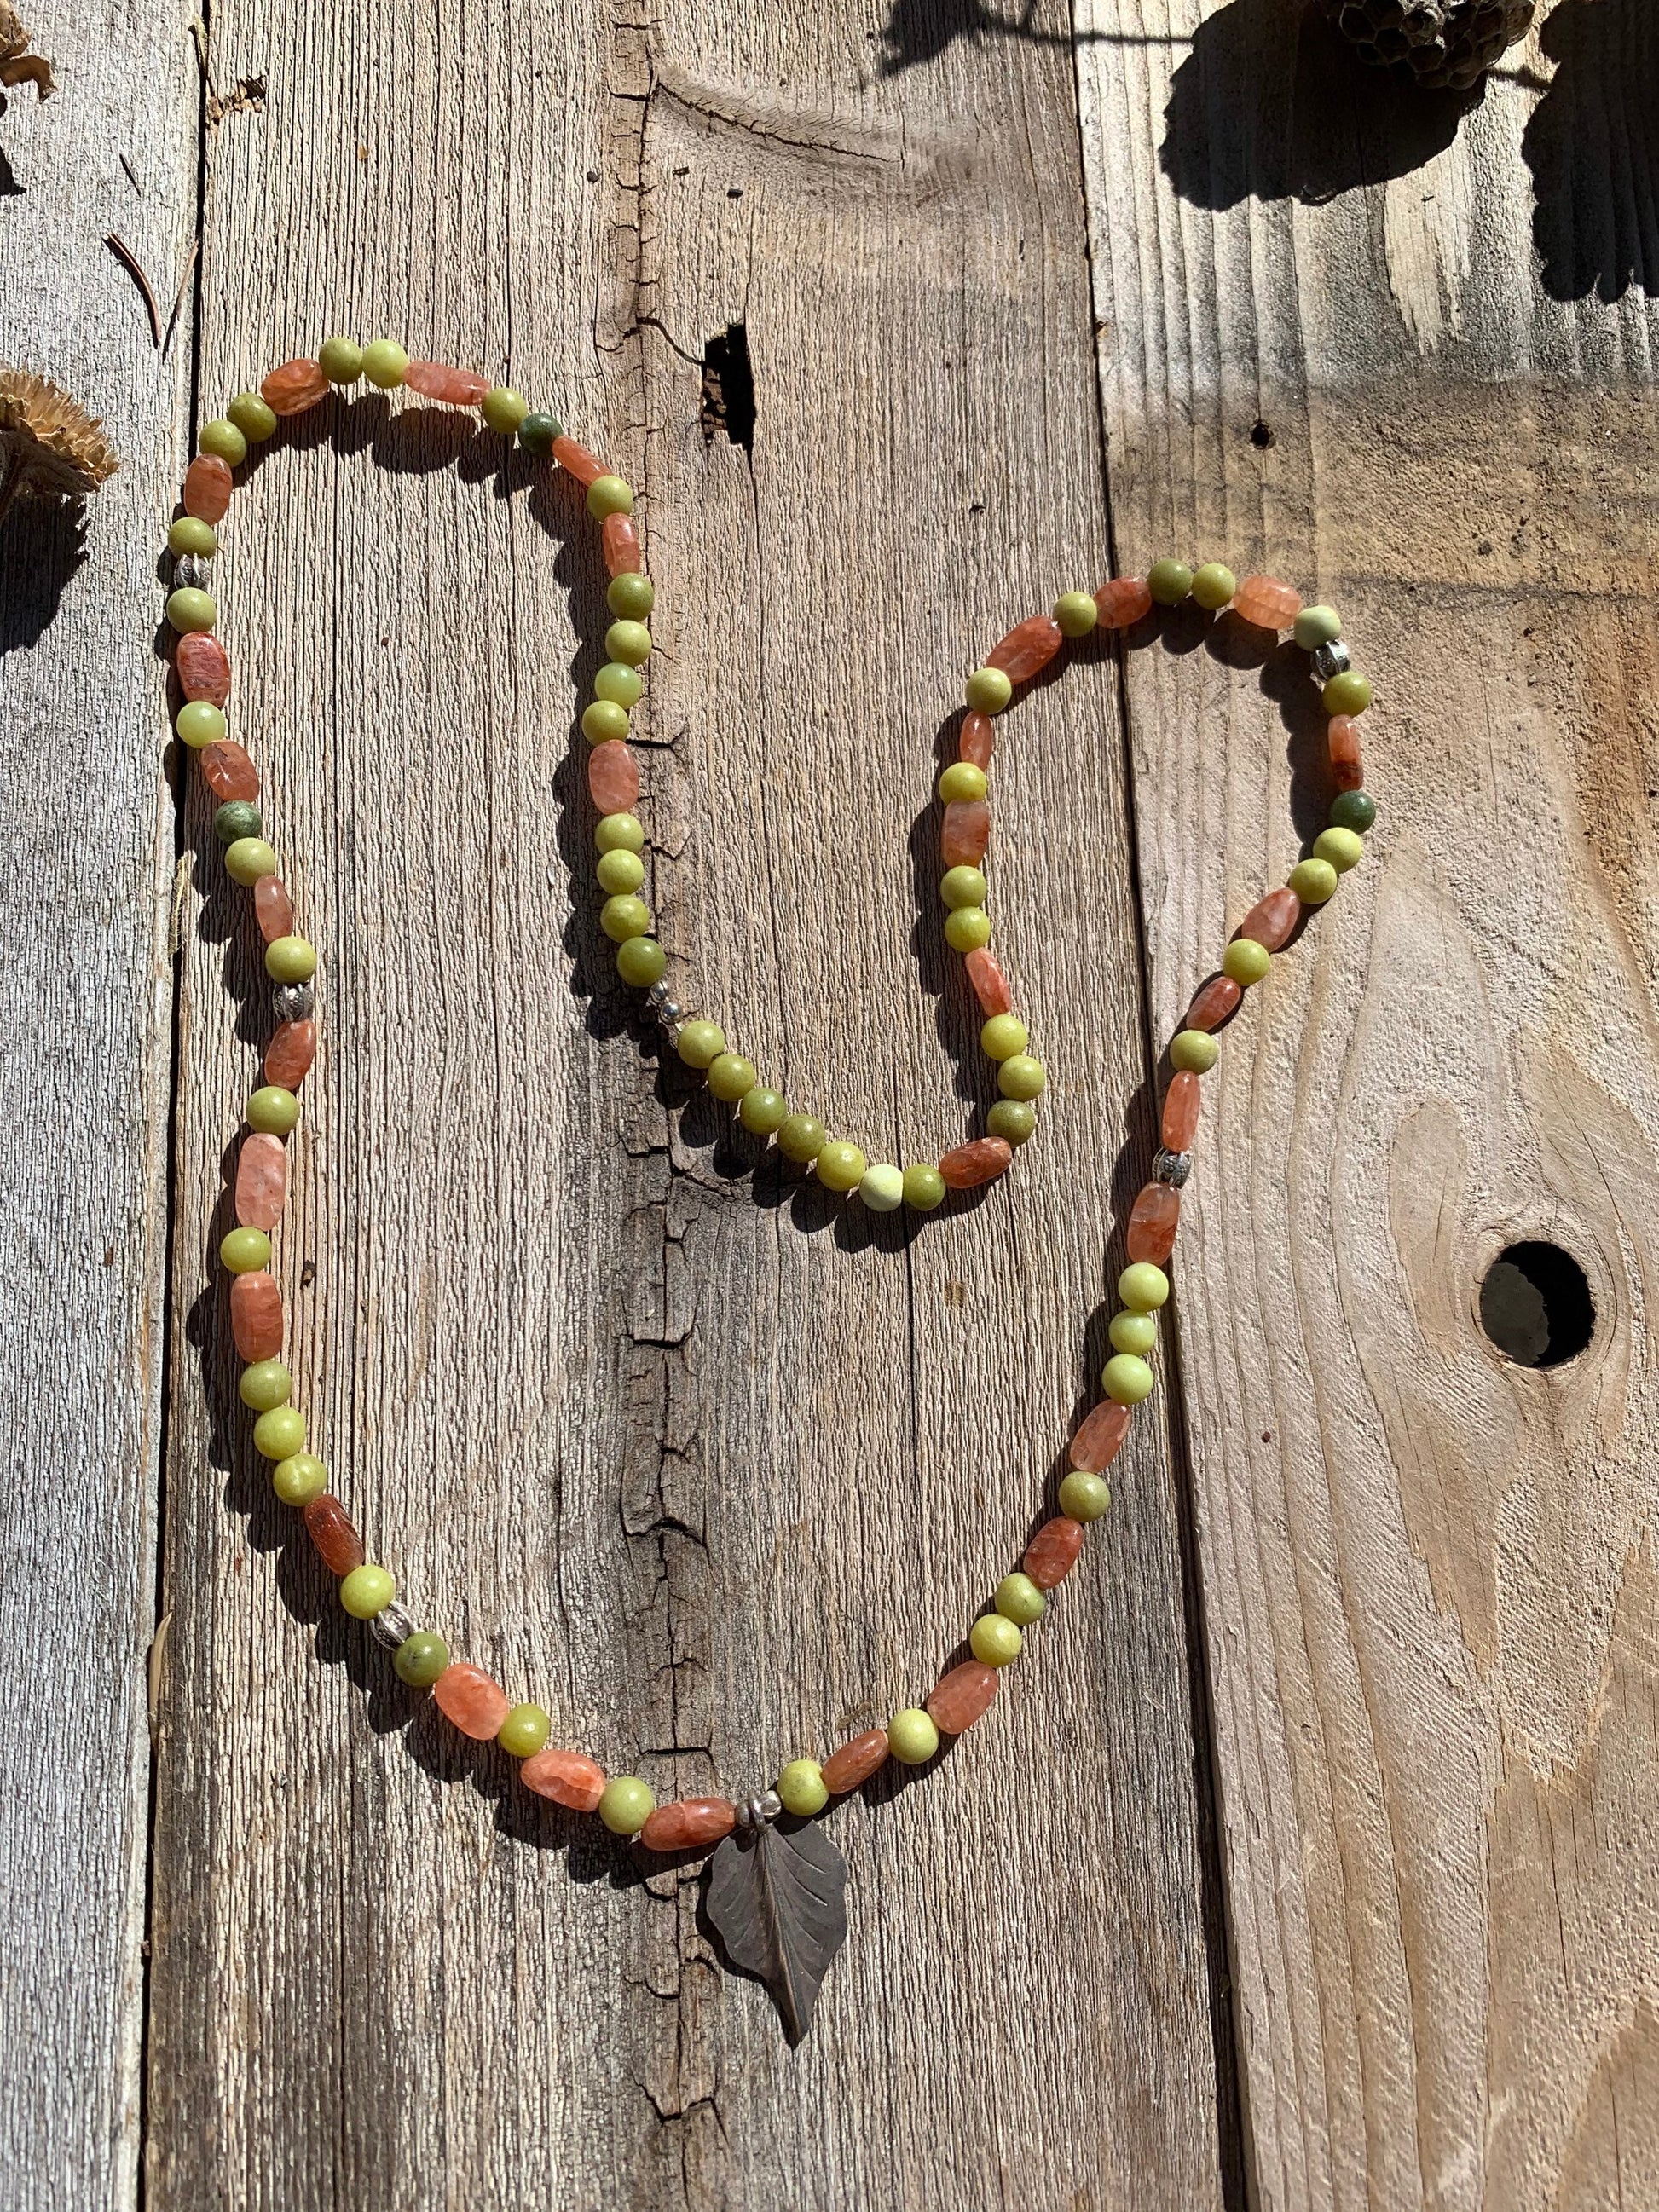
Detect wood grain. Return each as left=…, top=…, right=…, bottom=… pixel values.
left=0, top=3, right=195, bottom=2205
left=1077, top=4, right=1659, bottom=2207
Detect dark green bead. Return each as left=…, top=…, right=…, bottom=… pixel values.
left=1330, top=789, right=1376, bottom=835
left=393, top=1631, right=449, bottom=1688
left=517, top=411, right=563, bottom=458
left=215, top=800, right=262, bottom=845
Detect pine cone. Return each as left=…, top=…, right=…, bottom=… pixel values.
left=1323, top=0, right=1536, bottom=89
left=0, top=368, right=118, bottom=517
left=0, top=2, right=55, bottom=97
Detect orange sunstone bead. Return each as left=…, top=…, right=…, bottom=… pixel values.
left=957, top=711, right=995, bottom=769
left=182, top=454, right=233, bottom=524
left=260, top=357, right=330, bottom=416
left=199, top=740, right=260, bottom=804
left=264, top=1019, right=316, bottom=1091
left=926, top=1660, right=999, bottom=1735
left=939, top=1136, right=1014, bottom=1190
left=176, top=632, right=231, bottom=704
left=1233, top=574, right=1302, bottom=632
left=588, top=742, right=639, bottom=814
left=303, top=1493, right=365, bottom=1576
left=434, top=1661, right=511, bottom=1741
left=1238, top=887, right=1301, bottom=953
left=602, top=512, right=641, bottom=577
left=552, top=435, right=605, bottom=486
left=1161, top=1071, right=1201, bottom=1152
left=940, top=799, right=991, bottom=868
left=1024, top=1515, right=1086, bottom=1590
left=1068, top=1398, right=1131, bottom=1474
left=1327, top=714, right=1364, bottom=792
left=964, top=947, right=1014, bottom=1017
left=1186, top=973, right=1241, bottom=1032
left=987, top=615, right=1062, bottom=684
left=404, top=361, right=489, bottom=406
left=639, top=1797, right=736, bottom=1851
left=254, top=875, right=296, bottom=944
left=229, top=1270, right=283, bottom=1361
left=235, top=1132, right=289, bottom=1232
left=1127, top=1181, right=1181, bottom=1266
left=1095, top=576, right=1153, bottom=629
left=822, top=1729, right=889, bottom=1794
left=522, top=1747, right=607, bottom=1811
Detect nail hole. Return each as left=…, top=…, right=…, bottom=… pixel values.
left=700, top=324, right=754, bottom=454
left=1478, top=1241, right=1595, bottom=1368
left=1250, top=419, right=1275, bottom=448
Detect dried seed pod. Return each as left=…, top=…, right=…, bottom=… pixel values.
left=0, top=367, right=118, bottom=523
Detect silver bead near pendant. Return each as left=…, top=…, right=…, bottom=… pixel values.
left=172, top=552, right=212, bottom=590
left=273, top=981, right=315, bottom=1023
left=736, top=1789, right=783, bottom=1832
left=1152, top=1147, right=1192, bottom=1188
left=368, top=1601, right=417, bottom=1651
left=1310, top=640, right=1350, bottom=683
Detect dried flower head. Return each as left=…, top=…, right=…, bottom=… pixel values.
left=0, top=2, right=55, bottom=98
left=0, top=368, right=119, bottom=519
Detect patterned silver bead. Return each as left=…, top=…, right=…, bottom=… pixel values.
left=1152, top=1147, right=1192, bottom=1188
left=1310, top=640, right=1350, bottom=683
left=172, top=552, right=212, bottom=590
left=272, top=982, right=315, bottom=1023
left=368, top=1601, right=417, bottom=1652
left=735, top=1789, right=783, bottom=1831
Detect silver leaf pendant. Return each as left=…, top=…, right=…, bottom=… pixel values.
left=705, top=1820, right=848, bottom=2042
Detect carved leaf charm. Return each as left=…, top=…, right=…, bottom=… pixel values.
left=705, top=1821, right=847, bottom=2042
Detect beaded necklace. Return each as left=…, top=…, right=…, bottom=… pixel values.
left=162, top=336, right=1379, bottom=2037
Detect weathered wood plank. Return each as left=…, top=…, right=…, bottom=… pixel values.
left=143, top=3, right=1238, bottom=2207
left=0, top=4, right=196, bottom=2205
left=1077, top=4, right=1659, bottom=2206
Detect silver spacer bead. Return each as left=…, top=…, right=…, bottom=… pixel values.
left=1310, top=639, right=1350, bottom=683
left=1152, top=1147, right=1192, bottom=1188
left=735, top=1789, right=783, bottom=1832
left=272, top=981, right=315, bottom=1023
left=172, top=552, right=212, bottom=589
left=656, top=1000, right=685, bottom=1028
left=646, top=978, right=676, bottom=1007
left=368, top=1601, right=417, bottom=1651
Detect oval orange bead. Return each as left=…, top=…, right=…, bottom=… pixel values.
left=602, top=512, right=641, bottom=577
left=1186, top=974, right=1241, bottom=1032
left=200, top=740, right=259, bottom=803
left=404, top=360, right=489, bottom=406
left=639, top=1797, right=736, bottom=1852
left=433, top=1661, right=510, bottom=1741
left=1238, top=887, right=1301, bottom=953
left=552, top=435, right=604, bottom=486
left=926, top=1660, right=998, bottom=1735
left=1068, top=1399, right=1131, bottom=1474
left=964, top=947, right=1013, bottom=1017
left=1024, top=1515, right=1086, bottom=1590
left=182, top=454, right=233, bottom=524
left=957, top=711, right=995, bottom=769
left=987, top=615, right=1062, bottom=684
left=1095, top=576, right=1153, bottom=628
left=1327, top=714, right=1364, bottom=792
left=253, top=875, right=295, bottom=944
left=1161, top=1071, right=1201, bottom=1152
left=940, top=800, right=990, bottom=869
left=265, top=1019, right=316, bottom=1091
left=259, top=357, right=329, bottom=416
left=230, top=1270, right=283, bottom=1361
left=587, top=742, right=639, bottom=814
left=522, top=1747, right=607, bottom=1811
left=1233, top=574, right=1301, bottom=631
left=176, top=632, right=231, bottom=704
left=939, top=1136, right=1014, bottom=1190
left=822, top=1729, right=889, bottom=1794
left=303, top=1494, right=365, bottom=1577
left=235, top=1132, right=288, bottom=1232
left=1127, top=1181, right=1181, bottom=1266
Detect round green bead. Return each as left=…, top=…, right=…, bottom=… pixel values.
left=199, top=418, right=247, bottom=466
left=167, top=517, right=217, bottom=559
left=1293, top=604, right=1342, bottom=651
left=1288, top=857, right=1338, bottom=905
left=1191, top=562, right=1236, bottom=611
left=265, top=936, right=317, bottom=985
left=596, top=847, right=645, bottom=897
left=707, top=1052, right=758, bottom=1103
left=606, top=572, right=653, bottom=621
left=361, top=339, right=408, bottom=390
left=777, top=1113, right=825, bottom=1164
left=238, top=1359, right=292, bottom=1412
left=616, top=937, right=666, bottom=987
left=226, top=390, right=278, bottom=442
left=517, top=410, right=562, bottom=457
left=1109, top=1308, right=1158, bottom=1356
left=940, top=866, right=988, bottom=911
left=969, top=1614, right=1022, bottom=1667
left=176, top=700, right=225, bottom=750
left=1058, top=1470, right=1111, bottom=1522
left=587, top=474, right=633, bottom=519
left=340, top=1564, right=395, bottom=1620
left=995, top=1571, right=1048, bottom=1625
left=816, top=1141, right=867, bottom=1193
left=318, top=335, right=364, bottom=384
left=247, top=1085, right=300, bottom=1135
left=1101, top=1353, right=1155, bottom=1405
left=1223, top=938, right=1271, bottom=987
left=980, top=1014, right=1028, bottom=1061
left=215, top=800, right=262, bottom=846
left=224, top=838, right=276, bottom=888
left=887, top=1708, right=940, bottom=1764
left=944, top=907, right=991, bottom=953
left=939, top=762, right=986, bottom=805
left=252, top=1405, right=306, bottom=1460
left=1314, top=825, right=1365, bottom=873
left=676, top=1019, right=725, bottom=1070
left=593, top=662, right=644, bottom=711
left=1119, top=1262, right=1170, bottom=1312
left=481, top=385, right=528, bottom=436
left=598, top=1776, right=656, bottom=1835
left=393, top=1631, right=449, bottom=1688
left=596, top=811, right=645, bottom=854
left=167, top=587, right=216, bottom=634
left=582, top=698, right=631, bottom=746
left=498, top=1702, right=552, bottom=1757
left=997, top=1054, right=1046, bottom=1101
left=964, top=667, right=1013, bottom=715
left=219, top=1227, right=271, bottom=1274
left=1329, top=788, right=1376, bottom=835
left=600, top=893, right=651, bottom=944
left=986, top=1100, right=1036, bottom=1146
left=1322, top=671, right=1373, bottom=716
left=1147, top=558, right=1193, bottom=606
left=777, top=1759, right=829, bottom=1817
left=1170, top=1029, right=1219, bottom=1074
left=859, top=1163, right=905, bottom=1212
left=903, top=1164, right=946, bottom=1211
left=605, top=619, right=651, bottom=667
left=1053, top=590, right=1098, bottom=638
left=739, top=1087, right=789, bottom=1135
left=272, top=1452, right=327, bottom=1506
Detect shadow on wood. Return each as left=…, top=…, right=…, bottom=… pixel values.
left=1523, top=0, right=1659, bottom=303
left=0, top=497, right=87, bottom=650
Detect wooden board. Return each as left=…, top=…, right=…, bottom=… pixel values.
left=0, top=6, right=194, bottom=2206
left=1076, top=4, right=1659, bottom=2207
